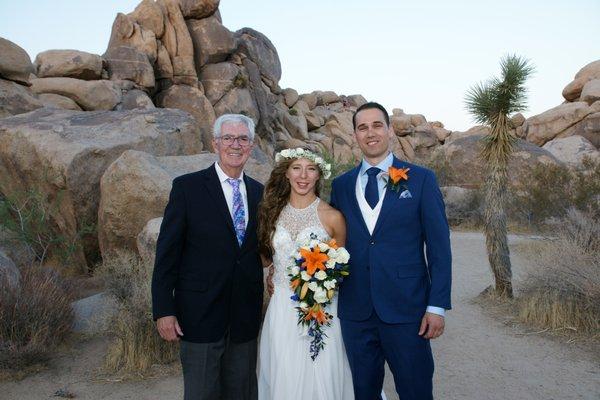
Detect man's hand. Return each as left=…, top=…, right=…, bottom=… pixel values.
left=267, top=265, right=275, bottom=296
left=418, top=312, right=445, bottom=339
left=156, top=315, right=183, bottom=341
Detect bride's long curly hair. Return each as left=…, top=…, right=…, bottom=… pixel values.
left=257, top=157, right=323, bottom=259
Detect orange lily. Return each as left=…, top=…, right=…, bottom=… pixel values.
left=327, top=238, right=339, bottom=249
left=388, top=166, right=410, bottom=184
left=290, top=278, right=301, bottom=290
left=314, top=307, right=329, bottom=324
left=300, top=247, right=329, bottom=275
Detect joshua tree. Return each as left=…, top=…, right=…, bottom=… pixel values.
left=465, top=55, right=534, bottom=298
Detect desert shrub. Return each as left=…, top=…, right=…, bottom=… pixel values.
left=0, top=266, right=74, bottom=373
left=508, top=157, right=600, bottom=228
left=320, top=149, right=358, bottom=201
left=420, top=150, right=460, bottom=188
left=96, top=252, right=178, bottom=374
left=233, top=72, right=248, bottom=88
left=0, top=189, right=94, bottom=267
left=516, top=209, right=600, bottom=335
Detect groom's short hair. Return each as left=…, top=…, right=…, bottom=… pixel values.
left=213, top=114, right=256, bottom=140
left=352, top=102, right=390, bottom=130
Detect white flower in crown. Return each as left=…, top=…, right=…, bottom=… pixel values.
left=274, top=147, right=332, bottom=179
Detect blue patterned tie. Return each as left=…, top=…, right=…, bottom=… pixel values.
left=227, top=178, right=246, bottom=246
left=365, top=167, right=381, bottom=209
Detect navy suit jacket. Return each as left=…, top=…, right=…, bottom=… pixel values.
left=151, top=164, right=264, bottom=343
left=330, top=157, right=451, bottom=323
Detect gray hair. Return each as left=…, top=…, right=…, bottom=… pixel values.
left=213, top=114, right=256, bottom=140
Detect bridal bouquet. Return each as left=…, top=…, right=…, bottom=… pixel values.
left=288, top=233, right=350, bottom=360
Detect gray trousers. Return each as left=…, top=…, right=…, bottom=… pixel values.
left=179, top=335, right=258, bottom=400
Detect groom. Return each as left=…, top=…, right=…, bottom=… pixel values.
left=330, top=102, right=452, bottom=400
left=152, top=114, right=264, bottom=400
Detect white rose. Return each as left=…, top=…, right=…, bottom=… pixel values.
left=315, top=270, right=327, bottom=281
left=313, top=288, right=328, bottom=304
left=318, top=242, right=330, bottom=252
left=301, top=271, right=311, bottom=281
left=335, top=248, right=350, bottom=264
left=291, top=266, right=300, bottom=276
left=324, top=279, right=336, bottom=290
left=326, top=259, right=336, bottom=269
left=308, top=282, right=319, bottom=292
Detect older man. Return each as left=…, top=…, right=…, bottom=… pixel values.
left=152, top=114, right=264, bottom=400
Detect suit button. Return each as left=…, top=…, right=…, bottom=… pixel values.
left=370, top=241, right=375, bottom=245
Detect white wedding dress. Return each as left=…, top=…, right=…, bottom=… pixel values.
left=258, top=198, right=355, bottom=400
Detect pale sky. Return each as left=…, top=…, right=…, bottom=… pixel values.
left=1, top=0, right=598, bottom=131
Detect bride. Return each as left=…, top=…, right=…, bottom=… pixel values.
left=256, top=148, right=355, bottom=400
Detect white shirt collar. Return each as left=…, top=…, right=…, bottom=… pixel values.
left=214, top=162, right=245, bottom=183
left=360, top=152, right=394, bottom=175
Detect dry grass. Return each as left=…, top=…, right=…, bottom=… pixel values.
left=95, top=252, right=178, bottom=376
left=515, top=209, right=600, bottom=337
left=0, top=266, right=74, bottom=377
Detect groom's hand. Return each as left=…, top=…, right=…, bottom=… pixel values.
left=157, top=315, right=183, bottom=341
left=419, top=312, right=445, bottom=339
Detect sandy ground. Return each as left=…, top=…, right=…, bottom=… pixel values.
left=1, top=231, right=599, bottom=399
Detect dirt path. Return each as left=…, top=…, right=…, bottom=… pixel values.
left=2, top=231, right=599, bottom=399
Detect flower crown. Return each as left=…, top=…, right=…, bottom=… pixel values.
left=275, top=148, right=332, bottom=179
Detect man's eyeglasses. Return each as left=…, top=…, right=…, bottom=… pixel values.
left=217, top=135, right=253, bottom=147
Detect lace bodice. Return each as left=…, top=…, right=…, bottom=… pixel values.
left=271, top=198, right=329, bottom=286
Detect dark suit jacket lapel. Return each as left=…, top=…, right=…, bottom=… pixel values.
left=372, top=157, right=405, bottom=237
left=203, top=164, right=237, bottom=244
left=347, top=166, right=371, bottom=237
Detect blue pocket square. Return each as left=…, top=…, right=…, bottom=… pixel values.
left=399, top=189, right=412, bottom=199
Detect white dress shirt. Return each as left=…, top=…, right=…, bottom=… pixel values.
left=214, top=162, right=249, bottom=228
left=358, top=152, right=446, bottom=318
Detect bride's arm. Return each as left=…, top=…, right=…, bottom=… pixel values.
left=320, top=204, right=346, bottom=247
left=260, top=254, right=275, bottom=295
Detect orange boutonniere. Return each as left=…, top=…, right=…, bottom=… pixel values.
left=384, top=166, right=410, bottom=193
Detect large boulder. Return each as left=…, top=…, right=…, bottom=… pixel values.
left=34, top=50, right=104, bottom=80
left=0, top=108, right=202, bottom=272
left=30, top=77, right=122, bottom=111
left=199, top=62, right=242, bottom=104
left=38, top=93, right=82, bottom=110
left=570, top=112, right=600, bottom=148
left=562, top=60, right=600, bottom=102
left=160, top=0, right=197, bottom=86
left=180, top=0, right=220, bottom=19
left=71, top=292, right=118, bottom=335
left=0, top=37, right=35, bottom=85
left=524, top=101, right=600, bottom=146
left=137, top=217, right=162, bottom=265
left=0, top=227, right=36, bottom=268
left=187, top=15, right=237, bottom=70
left=155, top=84, right=215, bottom=150
left=129, top=0, right=165, bottom=38
left=99, top=150, right=271, bottom=257
left=282, top=88, right=299, bottom=108
left=213, top=87, right=260, bottom=124
left=542, top=135, right=600, bottom=167
left=434, top=133, right=561, bottom=187
left=0, top=78, right=43, bottom=118
left=120, top=89, right=155, bottom=110
left=236, top=28, right=281, bottom=88
left=104, top=46, right=155, bottom=90
left=440, top=186, right=479, bottom=225
left=581, top=79, right=600, bottom=105
left=105, top=13, right=157, bottom=65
